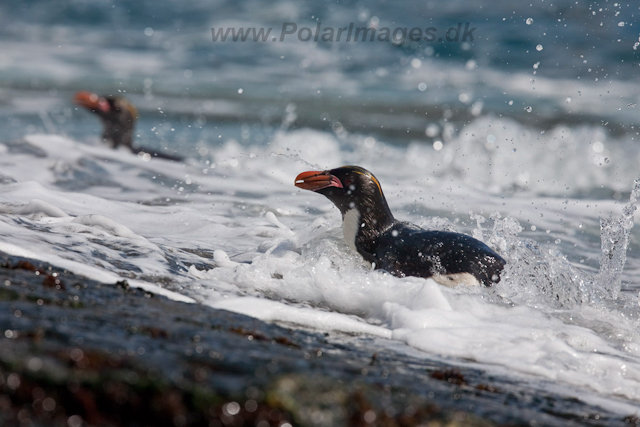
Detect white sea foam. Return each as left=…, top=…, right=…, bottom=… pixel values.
left=186, top=209, right=640, bottom=401
left=0, top=241, right=194, bottom=303
left=1, top=128, right=640, bottom=413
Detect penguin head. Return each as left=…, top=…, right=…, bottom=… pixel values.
left=74, top=91, right=138, bottom=148
left=295, top=165, right=393, bottom=222
left=74, top=91, right=138, bottom=122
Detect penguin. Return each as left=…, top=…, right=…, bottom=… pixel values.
left=295, top=165, right=506, bottom=286
left=73, top=91, right=183, bottom=161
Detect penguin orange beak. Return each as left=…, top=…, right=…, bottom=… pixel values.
left=74, top=91, right=111, bottom=113
left=295, top=170, right=344, bottom=191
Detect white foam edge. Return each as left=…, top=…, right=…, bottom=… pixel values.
left=208, top=296, right=392, bottom=338
left=0, top=241, right=195, bottom=303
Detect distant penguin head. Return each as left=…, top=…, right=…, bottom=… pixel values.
left=74, top=91, right=139, bottom=122
left=295, top=165, right=392, bottom=220
left=74, top=91, right=138, bottom=148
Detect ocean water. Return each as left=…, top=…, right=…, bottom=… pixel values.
left=2, top=0, right=640, bottom=419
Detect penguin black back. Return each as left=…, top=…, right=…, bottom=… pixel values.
left=295, top=165, right=506, bottom=286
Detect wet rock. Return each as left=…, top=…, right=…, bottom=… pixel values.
left=0, top=251, right=633, bottom=426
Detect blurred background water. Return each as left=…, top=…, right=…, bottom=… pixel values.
left=2, top=0, right=639, bottom=156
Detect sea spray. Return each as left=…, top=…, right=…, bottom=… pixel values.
left=482, top=212, right=590, bottom=308
left=594, top=179, right=640, bottom=300
left=485, top=179, right=640, bottom=308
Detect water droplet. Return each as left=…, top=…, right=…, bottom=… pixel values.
left=223, top=402, right=241, bottom=416
left=471, top=101, right=483, bottom=116
left=418, top=82, right=427, bottom=91
left=525, top=106, right=533, bottom=112
left=536, top=44, right=543, bottom=51
left=425, top=124, right=440, bottom=137
left=628, top=103, right=636, bottom=108
left=566, top=97, right=572, bottom=103
left=526, top=18, right=534, bottom=25
left=592, top=141, right=604, bottom=153
left=237, top=88, right=243, bottom=94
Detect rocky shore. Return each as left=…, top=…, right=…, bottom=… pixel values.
left=0, top=251, right=636, bottom=426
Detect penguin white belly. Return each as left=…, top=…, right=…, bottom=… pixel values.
left=432, top=272, right=480, bottom=287
left=342, top=208, right=361, bottom=253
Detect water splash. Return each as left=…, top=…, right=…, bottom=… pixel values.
left=594, top=178, right=640, bottom=300
left=481, top=179, right=640, bottom=308
left=467, top=209, right=586, bottom=307
left=280, top=103, right=298, bottom=131
left=495, top=226, right=591, bottom=308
